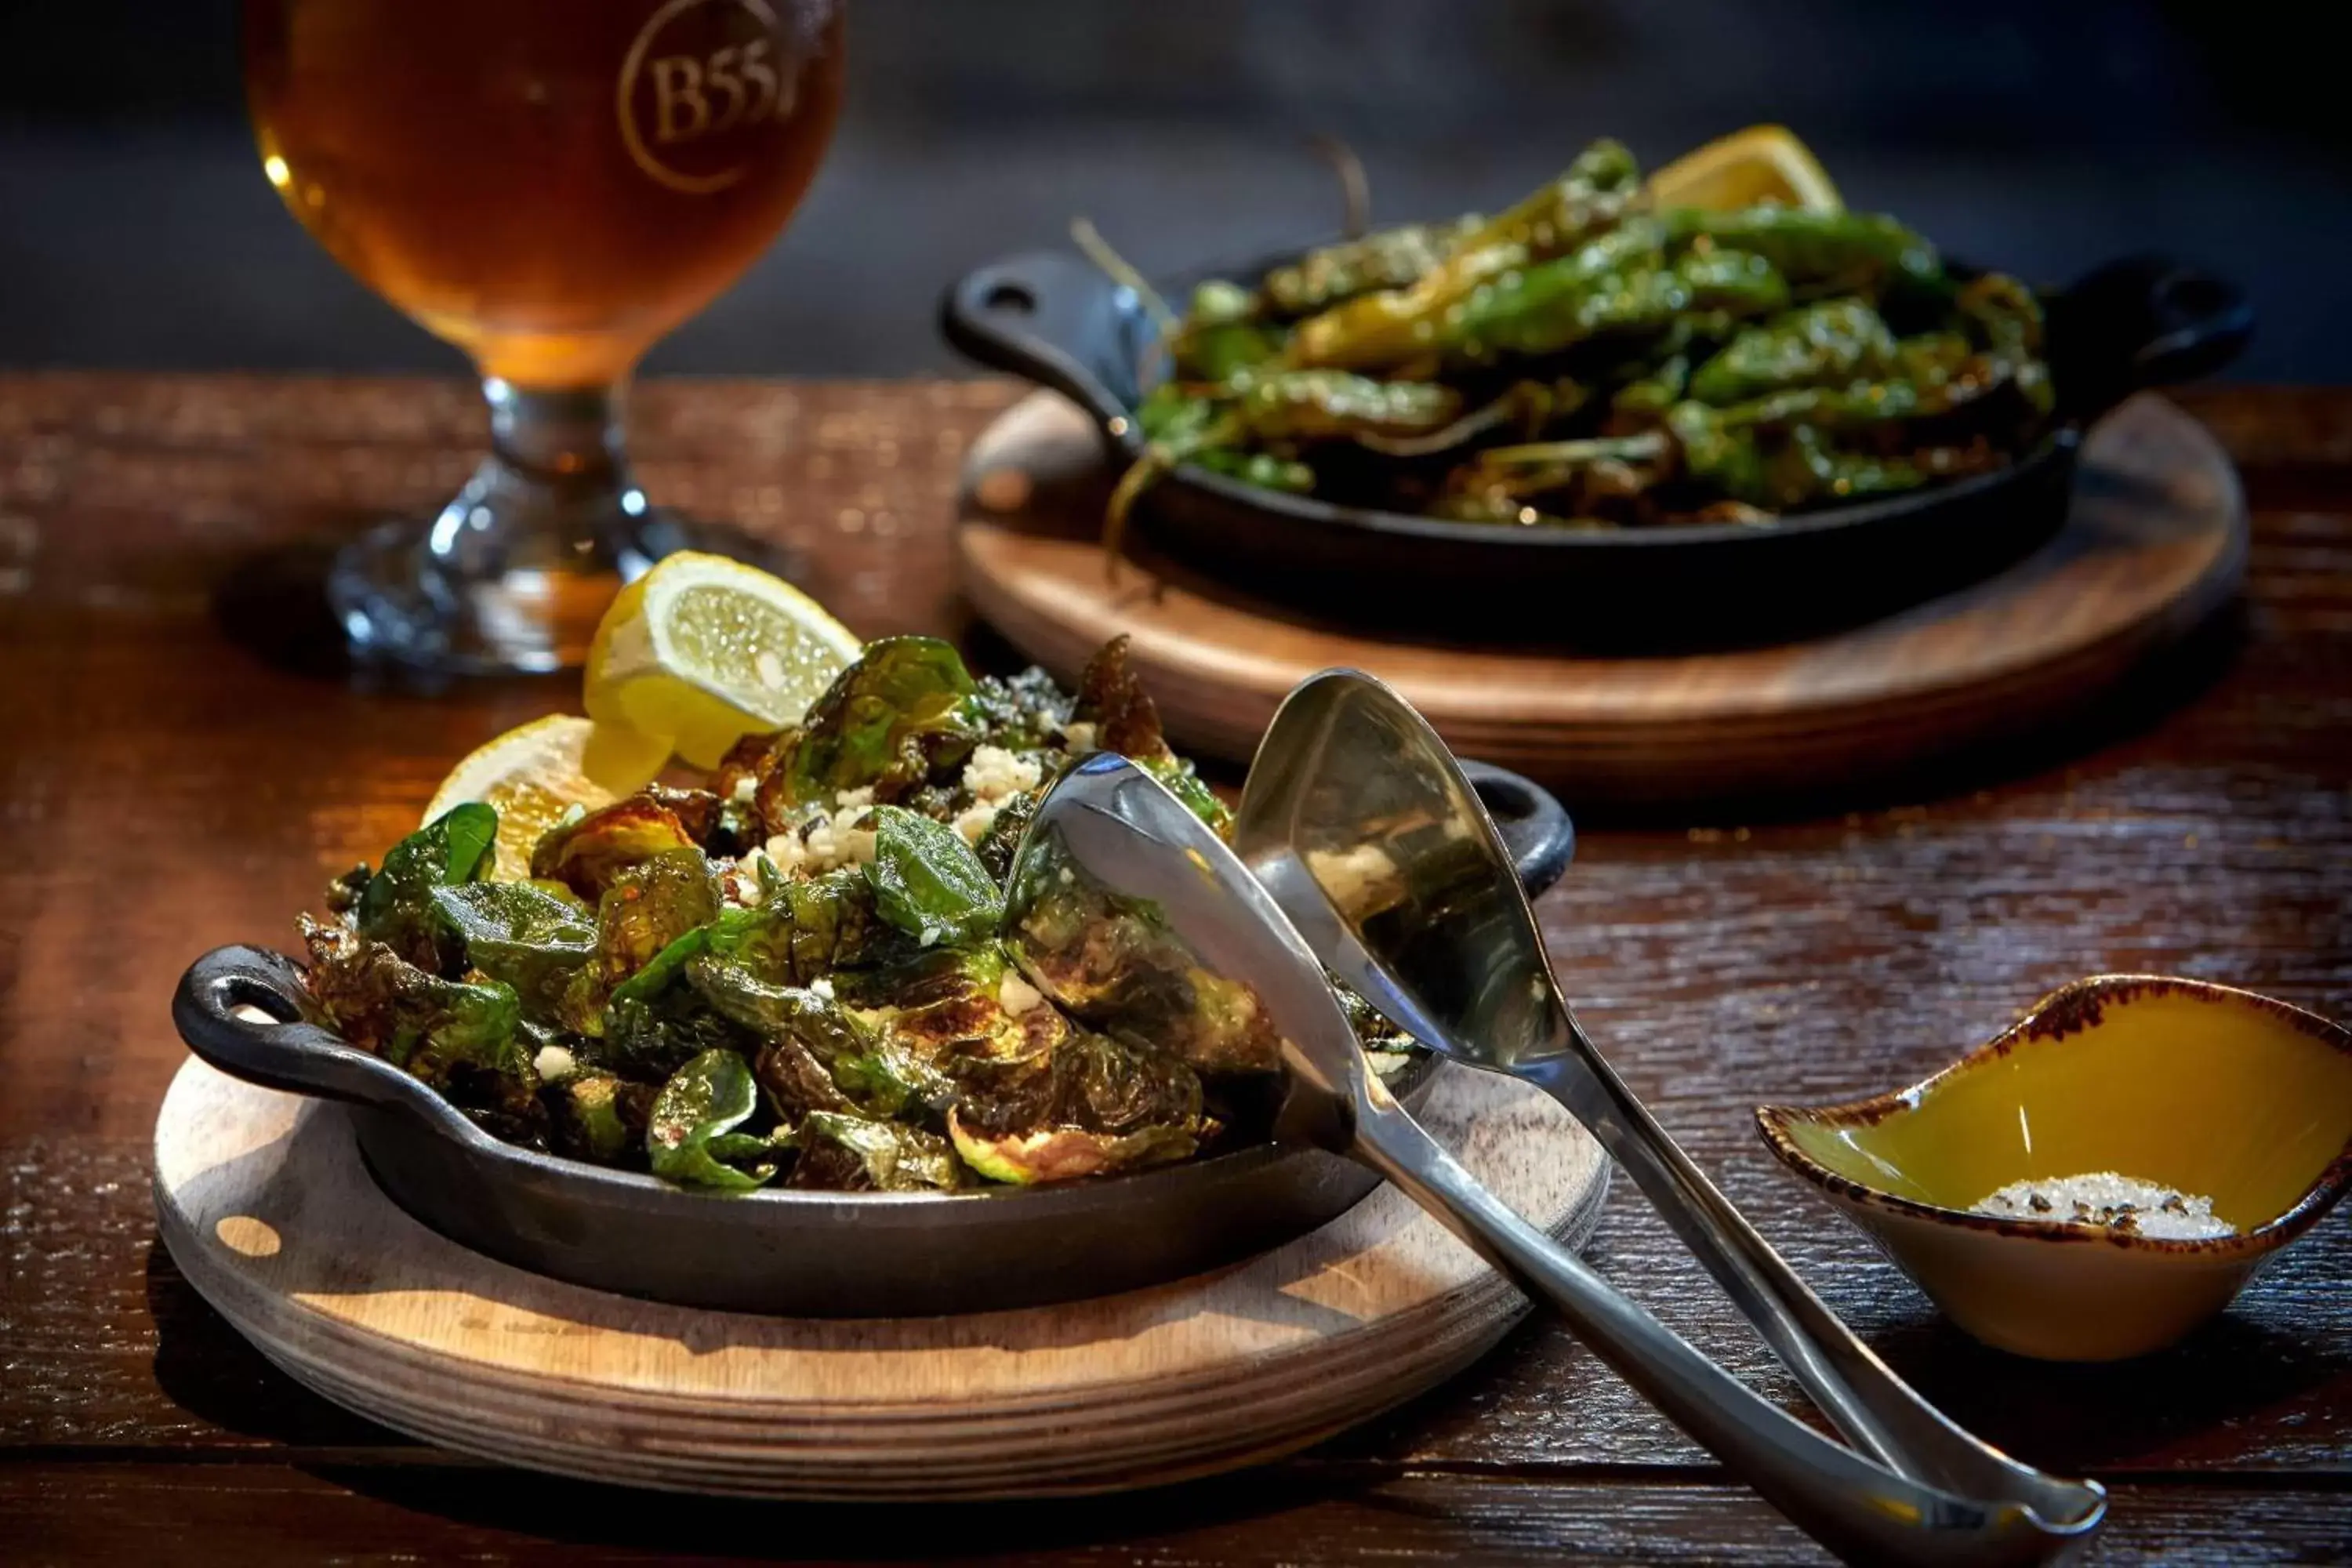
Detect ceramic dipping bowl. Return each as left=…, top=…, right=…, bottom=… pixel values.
left=1757, top=975, right=2352, bottom=1362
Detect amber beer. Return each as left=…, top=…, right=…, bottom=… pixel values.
left=245, top=0, right=845, bottom=389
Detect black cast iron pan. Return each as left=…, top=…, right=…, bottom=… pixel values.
left=172, top=762, right=1573, bottom=1319
left=942, top=247, right=2250, bottom=649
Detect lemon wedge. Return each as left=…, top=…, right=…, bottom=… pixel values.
left=583, top=551, right=863, bottom=771
left=423, top=714, right=660, bottom=880
left=1649, top=125, right=1842, bottom=213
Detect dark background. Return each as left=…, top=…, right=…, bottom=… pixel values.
left=2, top=0, right=2343, bottom=382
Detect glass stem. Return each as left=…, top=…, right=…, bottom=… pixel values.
left=425, top=378, right=653, bottom=582
left=328, top=375, right=683, bottom=673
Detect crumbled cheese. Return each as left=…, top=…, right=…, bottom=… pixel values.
left=762, top=832, right=810, bottom=877
left=963, top=744, right=1042, bottom=804
left=834, top=786, right=875, bottom=812
left=800, top=805, right=877, bottom=870
left=1062, top=721, right=1098, bottom=753
left=810, top=976, right=836, bottom=1000
left=533, top=1045, right=578, bottom=1084
left=719, top=858, right=768, bottom=907
left=999, top=968, right=1045, bottom=1015
left=731, top=774, right=759, bottom=804
left=953, top=799, right=1001, bottom=845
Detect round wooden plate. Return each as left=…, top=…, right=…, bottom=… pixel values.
left=154, top=1058, right=1608, bottom=1499
left=957, top=391, right=2246, bottom=802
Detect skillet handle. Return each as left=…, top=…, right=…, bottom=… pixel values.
left=172, top=943, right=437, bottom=1112
left=939, top=249, right=1155, bottom=436
left=2049, top=255, right=2252, bottom=421
left=1462, top=760, right=1577, bottom=899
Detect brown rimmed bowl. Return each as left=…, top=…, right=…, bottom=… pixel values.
left=1757, top=975, right=2352, bottom=1361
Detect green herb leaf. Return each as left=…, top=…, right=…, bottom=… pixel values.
left=782, top=636, right=985, bottom=805
left=648, top=1048, right=773, bottom=1191
left=865, top=804, right=1004, bottom=948
left=430, top=881, right=595, bottom=1015
left=357, top=803, right=499, bottom=966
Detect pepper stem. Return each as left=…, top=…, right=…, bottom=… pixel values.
left=1100, top=412, right=1243, bottom=582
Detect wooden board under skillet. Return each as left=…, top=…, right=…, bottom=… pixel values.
left=154, top=1055, right=1608, bottom=1500
left=957, top=390, right=2245, bottom=804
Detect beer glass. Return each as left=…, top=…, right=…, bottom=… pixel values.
left=244, top=0, right=846, bottom=672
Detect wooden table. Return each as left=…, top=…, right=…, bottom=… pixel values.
left=2, top=373, right=2347, bottom=1563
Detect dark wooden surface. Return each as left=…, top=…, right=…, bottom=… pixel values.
left=1, top=372, right=2347, bottom=1563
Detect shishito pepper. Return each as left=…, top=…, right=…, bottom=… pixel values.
left=1284, top=139, right=1642, bottom=371
left=1069, top=133, right=2056, bottom=532
left=1105, top=369, right=1462, bottom=563
left=1448, top=236, right=1791, bottom=367
left=1662, top=205, right=1944, bottom=295
left=1259, top=214, right=1483, bottom=318
left=1687, top=299, right=1900, bottom=405
left=1168, top=280, right=1284, bottom=383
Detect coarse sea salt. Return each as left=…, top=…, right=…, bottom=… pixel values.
left=1970, top=1171, right=2235, bottom=1240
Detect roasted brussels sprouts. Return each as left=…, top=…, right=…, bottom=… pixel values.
left=295, top=637, right=1417, bottom=1193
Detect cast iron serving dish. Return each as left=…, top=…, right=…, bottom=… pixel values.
left=942, top=249, right=2250, bottom=648
left=172, top=763, right=1574, bottom=1318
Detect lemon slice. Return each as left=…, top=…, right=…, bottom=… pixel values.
left=584, top=551, right=862, bottom=771
left=423, top=714, right=663, bottom=880
left=1649, top=125, right=1842, bottom=213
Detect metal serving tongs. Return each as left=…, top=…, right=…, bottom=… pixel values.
left=1003, top=747, right=2102, bottom=1567
left=1228, top=669, right=2108, bottom=1560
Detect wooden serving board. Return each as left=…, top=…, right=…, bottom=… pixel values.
left=958, top=392, right=2246, bottom=803
left=154, top=1057, right=1607, bottom=1499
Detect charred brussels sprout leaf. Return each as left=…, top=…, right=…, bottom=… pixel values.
left=971, top=666, right=1073, bottom=752
left=325, top=863, right=372, bottom=915
left=705, top=868, right=886, bottom=985
left=1009, top=871, right=1281, bottom=1076
left=601, top=984, right=749, bottom=1083
left=833, top=944, right=1021, bottom=1060
left=1071, top=635, right=1166, bottom=760
left=430, top=881, right=595, bottom=1015
left=529, top=795, right=700, bottom=902
left=949, top=1114, right=1197, bottom=1185
left=300, top=914, right=525, bottom=1084
left=596, top=907, right=761, bottom=1081
left=946, top=1018, right=1203, bottom=1146
left=866, top=804, right=1004, bottom=949
left=356, top=802, right=498, bottom=967
left=647, top=1048, right=775, bottom=1191
left=1050, top=1028, right=1204, bottom=1135
left=550, top=1071, right=647, bottom=1165
left=974, top=790, right=1040, bottom=884
left=595, top=848, right=720, bottom=986
left=1069, top=639, right=1232, bottom=837
left=789, top=1111, right=963, bottom=1192
left=689, top=956, right=956, bottom=1123
left=641, top=783, right=724, bottom=846
left=780, top=636, right=985, bottom=806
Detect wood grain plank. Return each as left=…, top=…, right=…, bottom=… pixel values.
left=3, top=1461, right=2349, bottom=1566
left=2, top=373, right=2348, bottom=1559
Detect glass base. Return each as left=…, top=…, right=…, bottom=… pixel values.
left=325, top=379, right=804, bottom=676
left=328, top=511, right=678, bottom=677
left=329, top=509, right=806, bottom=677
